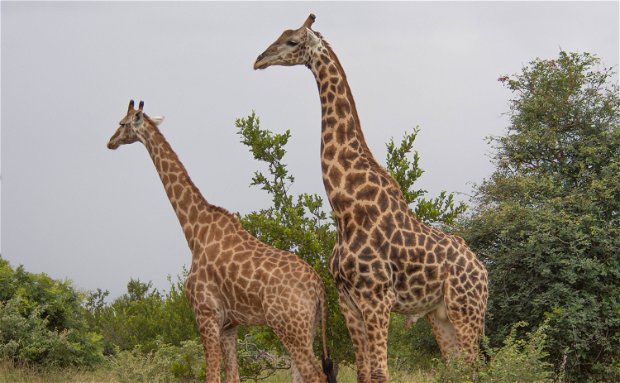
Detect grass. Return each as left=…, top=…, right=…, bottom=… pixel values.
left=0, top=320, right=555, bottom=382
left=0, top=361, right=436, bottom=383
left=262, top=365, right=435, bottom=383
left=0, top=360, right=117, bottom=383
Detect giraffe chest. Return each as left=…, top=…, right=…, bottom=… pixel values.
left=185, top=265, right=266, bottom=323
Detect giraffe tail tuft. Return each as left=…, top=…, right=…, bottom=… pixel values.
left=322, top=356, right=336, bottom=383
left=319, top=292, right=337, bottom=383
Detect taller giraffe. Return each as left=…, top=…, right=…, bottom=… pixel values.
left=107, top=100, right=336, bottom=383
left=255, top=15, right=488, bottom=383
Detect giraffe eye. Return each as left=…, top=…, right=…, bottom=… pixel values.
left=286, top=40, right=299, bottom=47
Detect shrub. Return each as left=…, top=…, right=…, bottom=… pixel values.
left=436, top=321, right=553, bottom=383
left=85, top=275, right=198, bottom=355
left=387, top=313, right=439, bottom=372
left=112, top=340, right=205, bottom=383
left=0, top=257, right=103, bottom=367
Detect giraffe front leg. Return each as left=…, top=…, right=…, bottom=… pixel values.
left=196, top=315, right=222, bottom=383
left=337, top=290, right=371, bottom=383
left=220, top=326, right=240, bottom=383
left=290, top=360, right=303, bottom=383
left=359, top=291, right=393, bottom=383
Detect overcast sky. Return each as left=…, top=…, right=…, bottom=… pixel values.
left=2, top=1, right=618, bottom=298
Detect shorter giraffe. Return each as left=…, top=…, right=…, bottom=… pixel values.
left=108, top=100, right=336, bottom=383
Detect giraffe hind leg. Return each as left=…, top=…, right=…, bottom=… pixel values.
left=220, top=326, right=240, bottom=383
left=441, top=278, right=486, bottom=362
left=279, top=334, right=324, bottom=383
left=426, top=300, right=459, bottom=360
left=270, top=309, right=325, bottom=383
left=290, top=360, right=303, bottom=383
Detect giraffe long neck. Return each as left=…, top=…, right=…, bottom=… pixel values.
left=137, top=123, right=217, bottom=251
left=308, top=41, right=391, bottom=214
left=309, top=42, right=374, bottom=161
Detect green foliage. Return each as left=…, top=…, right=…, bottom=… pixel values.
left=386, top=127, right=467, bottom=226
left=0, top=256, right=103, bottom=367
left=85, top=274, right=198, bottom=355
left=387, top=314, right=438, bottom=372
left=236, top=332, right=290, bottom=383
left=463, top=51, right=620, bottom=382
left=112, top=340, right=205, bottom=383
left=235, top=112, right=464, bottom=369
left=436, top=321, right=553, bottom=383
left=480, top=322, right=552, bottom=383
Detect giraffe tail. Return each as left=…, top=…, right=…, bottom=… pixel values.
left=319, top=293, right=337, bottom=383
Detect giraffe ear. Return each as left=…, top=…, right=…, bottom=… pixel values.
left=150, top=116, right=165, bottom=126
left=306, top=29, right=320, bottom=47
left=132, top=110, right=144, bottom=124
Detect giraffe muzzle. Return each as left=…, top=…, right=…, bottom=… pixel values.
left=253, top=52, right=270, bottom=70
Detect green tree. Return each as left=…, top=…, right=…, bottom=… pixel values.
left=386, top=127, right=467, bottom=226
left=463, top=51, right=620, bottom=382
left=235, top=112, right=467, bottom=370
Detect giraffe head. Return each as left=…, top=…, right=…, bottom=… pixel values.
left=107, top=100, right=164, bottom=150
left=254, top=14, right=322, bottom=70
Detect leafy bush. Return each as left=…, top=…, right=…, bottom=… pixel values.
left=85, top=274, right=198, bottom=354
left=387, top=314, right=439, bottom=372
left=236, top=332, right=290, bottom=382
left=0, top=257, right=103, bottom=367
left=436, top=321, right=553, bottom=383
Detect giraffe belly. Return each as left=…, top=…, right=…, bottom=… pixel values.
left=391, top=267, right=445, bottom=316
left=329, top=243, right=444, bottom=316
left=392, top=289, right=444, bottom=317
left=225, top=307, right=266, bottom=326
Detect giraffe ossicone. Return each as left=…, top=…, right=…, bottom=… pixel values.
left=255, top=15, right=488, bottom=383
left=108, top=100, right=337, bottom=383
